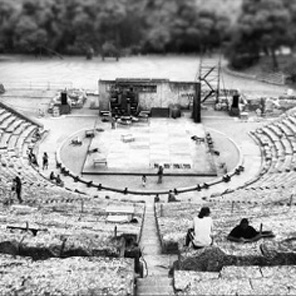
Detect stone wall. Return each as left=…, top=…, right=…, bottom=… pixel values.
left=98, top=79, right=198, bottom=111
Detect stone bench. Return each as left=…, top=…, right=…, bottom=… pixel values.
left=121, top=134, right=135, bottom=143
left=138, top=111, right=150, bottom=122
left=106, top=205, right=135, bottom=223
left=85, top=129, right=95, bottom=138
left=93, top=158, right=107, bottom=166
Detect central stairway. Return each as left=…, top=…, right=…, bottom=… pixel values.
left=137, top=199, right=177, bottom=296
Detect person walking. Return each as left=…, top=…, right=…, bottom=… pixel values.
left=142, top=175, right=147, bottom=187
left=157, top=165, right=163, bottom=184
left=13, top=175, right=23, bottom=203
left=42, top=152, right=49, bottom=170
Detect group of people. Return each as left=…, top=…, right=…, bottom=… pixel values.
left=50, top=172, right=64, bottom=186
left=27, top=149, right=49, bottom=170
left=185, top=207, right=275, bottom=249
left=141, top=165, right=164, bottom=187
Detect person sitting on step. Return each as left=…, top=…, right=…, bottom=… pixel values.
left=55, top=174, right=64, bottom=187
left=185, top=206, right=213, bottom=249
left=227, top=218, right=274, bottom=243
left=167, top=190, right=180, bottom=203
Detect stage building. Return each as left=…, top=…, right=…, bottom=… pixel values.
left=98, top=78, right=201, bottom=121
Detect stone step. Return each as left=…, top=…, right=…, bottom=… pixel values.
left=142, top=254, right=176, bottom=270
left=148, top=269, right=170, bottom=277
left=137, top=290, right=173, bottom=296
left=137, top=276, right=172, bottom=287
left=142, top=230, right=158, bottom=235
left=140, top=239, right=160, bottom=244
left=137, top=276, right=174, bottom=296
left=143, top=221, right=157, bottom=234
left=141, top=245, right=161, bottom=254
left=141, top=241, right=160, bottom=246
left=145, top=213, right=155, bottom=217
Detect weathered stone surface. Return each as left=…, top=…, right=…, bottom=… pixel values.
left=175, top=266, right=296, bottom=296
left=174, top=270, right=219, bottom=291
left=220, top=265, right=262, bottom=279
left=0, top=254, right=134, bottom=296
left=178, top=246, right=233, bottom=272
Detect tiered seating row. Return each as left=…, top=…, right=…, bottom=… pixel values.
left=0, top=103, right=146, bottom=294
left=0, top=198, right=144, bottom=258
left=0, top=254, right=134, bottom=296
left=155, top=200, right=296, bottom=256
left=0, top=104, right=51, bottom=196
left=0, top=108, right=38, bottom=152
left=174, top=266, right=296, bottom=296
left=249, top=111, right=296, bottom=189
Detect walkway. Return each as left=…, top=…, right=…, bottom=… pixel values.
left=0, top=54, right=288, bottom=95
left=138, top=197, right=177, bottom=295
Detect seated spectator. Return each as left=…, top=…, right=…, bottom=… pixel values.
left=142, top=175, right=147, bottom=187
left=154, top=194, right=160, bottom=203
left=227, top=218, right=274, bottom=243
left=30, top=153, right=39, bottom=167
left=168, top=190, right=180, bottom=203
left=71, top=137, right=82, bottom=145
left=49, top=171, right=56, bottom=181
left=55, top=174, right=64, bottom=186
left=185, top=207, right=213, bottom=249
left=34, top=129, right=41, bottom=140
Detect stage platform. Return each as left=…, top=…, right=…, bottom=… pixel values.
left=82, top=118, right=217, bottom=176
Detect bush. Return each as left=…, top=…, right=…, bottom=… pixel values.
left=101, top=42, right=120, bottom=60
left=284, top=61, right=296, bottom=83
left=229, top=53, right=259, bottom=70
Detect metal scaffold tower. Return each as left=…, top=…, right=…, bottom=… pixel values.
left=196, top=54, right=222, bottom=104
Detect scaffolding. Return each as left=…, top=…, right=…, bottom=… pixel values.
left=197, top=54, right=222, bottom=104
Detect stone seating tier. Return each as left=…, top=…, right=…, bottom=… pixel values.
left=0, top=112, right=11, bottom=125
left=249, top=113, right=296, bottom=188
left=0, top=254, right=135, bottom=296
left=174, top=267, right=296, bottom=295
left=1, top=115, right=17, bottom=131
left=0, top=197, right=145, bottom=262
left=155, top=200, right=296, bottom=256
left=6, top=119, right=23, bottom=133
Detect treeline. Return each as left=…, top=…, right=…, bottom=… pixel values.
left=0, top=0, right=296, bottom=70
left=0, top=0, right=231, bottom=56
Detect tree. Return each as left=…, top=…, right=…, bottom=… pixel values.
left=282, top=0, right=296, bottom=52
left=95, top=0, right=127, bottom=54
left=0, top=0, right=21, bottom=52
left=14, top=16, right=48, bottom=53
left=12, top=0, right=65, bottom=54
left=0, top=0, right=232, bottom=55
left=143, top=0, right=231, bottom=53
left=227, top=0, right=291, bottom=70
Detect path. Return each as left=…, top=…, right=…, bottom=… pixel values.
left=0, top=54, right=288, bottom=95
left=138, top=197, right=177, bottom=295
